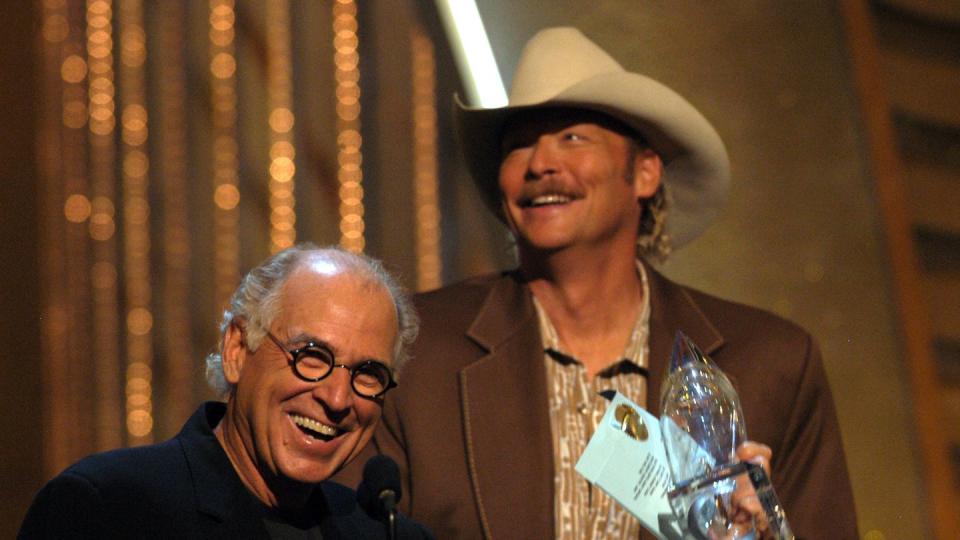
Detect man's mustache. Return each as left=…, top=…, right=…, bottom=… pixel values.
left=515, top=179, right=584, bottom=206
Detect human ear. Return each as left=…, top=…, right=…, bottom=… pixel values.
left=221, top=322, right=247, bottom=384
left=632, top=149, right=663, bottom=199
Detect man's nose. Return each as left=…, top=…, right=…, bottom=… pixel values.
left=525, top=136, right=560, bottom=180
left=312, top=366, right=353, bottom=418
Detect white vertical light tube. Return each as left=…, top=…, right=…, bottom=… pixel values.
left=433, top=0, right=508, bottom=108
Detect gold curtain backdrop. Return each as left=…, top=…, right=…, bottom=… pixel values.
left=35, top=0, right=470, bottom=475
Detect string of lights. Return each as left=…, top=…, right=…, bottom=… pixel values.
left=41, top=0, right=85, bottom=476
left=267, top=0, right=297, bottom=253
left=86, top=0, right=123, bottom=452
left=118, top=0, right=153, bottom=445
left=410, top=28, right=442, bottom=291
left=333, top=0, right=364, bottom=252
left=209, top=0, right=241, bottom=309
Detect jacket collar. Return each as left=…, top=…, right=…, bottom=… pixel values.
left=644, top=264, right=724, bottom=414
left=176, top=402, right=268, bottom=531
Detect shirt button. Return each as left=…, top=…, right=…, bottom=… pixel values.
left=578, top=404, right=589, bottom=415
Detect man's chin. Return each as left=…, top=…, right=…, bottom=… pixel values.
left=276, top=432, right=368, bottom=484
left=518, top=236, right=575, bottom=255
left=279, top=460, right=341, bottom=485
left=277, top=447, right=353, bottom=484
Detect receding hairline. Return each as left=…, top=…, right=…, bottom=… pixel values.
left=277, top=252, right=400, bottom=346
left=283, top=250, right=397, bottom=300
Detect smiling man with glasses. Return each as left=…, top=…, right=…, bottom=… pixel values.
left=20, top=244, right=431, bottom=539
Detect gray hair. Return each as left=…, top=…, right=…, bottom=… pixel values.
left=205, top=243, right=419, bottom=395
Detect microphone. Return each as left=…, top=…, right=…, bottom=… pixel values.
left=357, top=455, right=402, bottom=539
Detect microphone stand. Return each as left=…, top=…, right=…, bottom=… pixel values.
left=380, top=490, right=397, bottom=540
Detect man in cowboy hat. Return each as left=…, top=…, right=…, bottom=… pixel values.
left=339, top=27, right=856, bottom=539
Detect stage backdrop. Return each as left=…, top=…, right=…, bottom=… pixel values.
left=6, top=1, right=959, bottom=539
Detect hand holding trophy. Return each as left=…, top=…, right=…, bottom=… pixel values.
left=660, top=332, right=794, bottom=540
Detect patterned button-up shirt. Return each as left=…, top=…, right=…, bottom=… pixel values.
left=535, top=262, right=651, bottom=539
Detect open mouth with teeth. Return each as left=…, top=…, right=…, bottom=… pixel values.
left=289, top=413, right=341, bottom=442
left=521, top=193, right=576, bottom=207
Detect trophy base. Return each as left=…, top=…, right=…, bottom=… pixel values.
left=667, top=462, right=794, bottom=540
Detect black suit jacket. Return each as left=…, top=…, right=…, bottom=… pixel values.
left=19, top=402, right=432, bottom=539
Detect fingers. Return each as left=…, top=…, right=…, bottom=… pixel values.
left=736, top=441, right=772, bottom=476
left=730, top=478, right=772, bottom=538
left=734, top=441, right=775, bottom=539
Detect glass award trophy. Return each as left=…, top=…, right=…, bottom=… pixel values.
left=659, top=332, right=794, bottom=540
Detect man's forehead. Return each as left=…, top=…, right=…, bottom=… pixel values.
left=277, top=268, right=398, bottom=351
left=283, top=264, right=388, bottom=303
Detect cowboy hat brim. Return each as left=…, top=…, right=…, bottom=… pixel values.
left=454, top=70, right=730, bottom=249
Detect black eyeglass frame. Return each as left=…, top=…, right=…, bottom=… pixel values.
left=263, top=330, right=397, bottom=398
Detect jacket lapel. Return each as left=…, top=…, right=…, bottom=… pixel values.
left=460, top=274, right=555, bottom=539
left=179, top=403, right=270, bottom=538
left=645, top=265, right=724, bottom=415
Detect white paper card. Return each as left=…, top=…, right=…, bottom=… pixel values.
left=575, top=392, right=680, bottom=540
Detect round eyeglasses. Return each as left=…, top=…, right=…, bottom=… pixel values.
left=264, top=331, right=397, bottom=398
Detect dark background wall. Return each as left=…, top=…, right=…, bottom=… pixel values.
left=0, top=2, right=43, bottom=536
